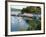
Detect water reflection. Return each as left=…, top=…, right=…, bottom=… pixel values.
left=11, top=16, right=29, bottom=31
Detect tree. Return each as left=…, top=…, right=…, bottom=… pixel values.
left=21, top=6, right=41, bottom=14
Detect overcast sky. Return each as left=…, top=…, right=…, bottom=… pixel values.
left=11, top=5, right=28, bottom=9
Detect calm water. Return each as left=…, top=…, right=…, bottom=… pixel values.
left=11, top=11, right=29, bottom=32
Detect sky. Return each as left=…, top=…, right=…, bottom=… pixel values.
left=11, top=5, right=27, bottom=9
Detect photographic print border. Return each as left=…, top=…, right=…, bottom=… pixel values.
left=5, top=1, right=45, bottom=36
